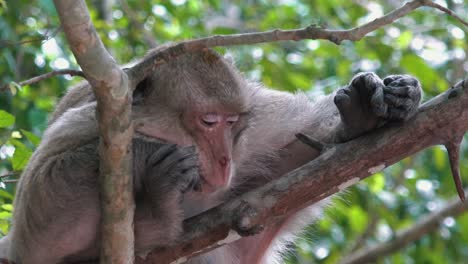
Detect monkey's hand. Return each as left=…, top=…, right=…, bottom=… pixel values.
left=144, top=144, right=201, bottom=216
left=334, top=72, right=421, bottom=141
left=134, top=142, right=201, bottom=250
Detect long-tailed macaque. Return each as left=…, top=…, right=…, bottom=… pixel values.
left=0, top=47, right=421, bottom=263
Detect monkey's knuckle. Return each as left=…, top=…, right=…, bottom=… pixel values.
left=334, top=92, right=350, bottom=107
left=355, top=72, right=376, bottom=80
left=383, top=75, right=400, bottom=85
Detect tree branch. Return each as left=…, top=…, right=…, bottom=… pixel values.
left=422, top=0, right=468, bottom=27
left=52, top=1, right=135, bottom=264
left=0, top=69, right=85, bottom=93
left=137, top=79, right=468, bottom=264
left=0, top=172, right=19, bottom=179
left=0, top=26, right=61, bottom=48
left=339, top=190, right=468, bottom=264
left=128, top=0, right=467, bottom=85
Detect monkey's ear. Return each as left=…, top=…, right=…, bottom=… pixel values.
left=133, top=78, right=151, bottom=105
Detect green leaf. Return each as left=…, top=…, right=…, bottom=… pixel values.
left=348, top=206, right=368, bottom=233
left=368, top=172, right=385, bottom=193
left=1, top=204, right=13, bottom=212
left=0, top=220, right=9, bottom=235
left=396, top=31, right=412, bottom=49
left=11, top=141, right=32, bottom=171
left=0, top=211, right=11, bottom=220
left=432, top=147, right=446, bottom=170
left=21, top=129, right=41, bottom=147
left=401, top=54, right=439, bottom=90
left=0, top=190, right=14, bottom=200
left=0, top=110, right=15, bottom=128
left=459, top=214, right=468, bottom=242
left=0, top=0, right=7, bottom=10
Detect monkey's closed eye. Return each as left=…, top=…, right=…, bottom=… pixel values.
left=201, top=114, right=221, bottom=127
left=202, top=120, right=217, bottom=127
left=226, top=115, right=239, bottom=126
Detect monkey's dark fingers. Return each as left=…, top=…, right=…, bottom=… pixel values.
left=334, top=88, right=352, bottom=109
left=147, top=144, right=178, bottom=167
left=384, top=75, right=420, bottom=87
left=383, top=85, right=412, bottom=96
left=383, top=75, right=405, bottom=86
left=160, top=146, right=198, bottom=171
left=370, top=84, right=387, bottom=117
left=350, top=72, right=382, bottom=89
left=349, top=72, right=387, bottom=117
left=384, top=107, right=411, bottom=121
left=384, top=85, right=420, bottom=101
left=180, top=166, right=201, bottom=193
left=384, top=94, right=414, bottom=110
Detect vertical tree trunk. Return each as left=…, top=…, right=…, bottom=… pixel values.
left=53, top=1, right=135, bottom=263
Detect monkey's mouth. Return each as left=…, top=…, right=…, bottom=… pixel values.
left=198, top=164, right=231, bottom=194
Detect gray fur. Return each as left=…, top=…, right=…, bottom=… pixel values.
left=1, top=48, right=421, bottom=264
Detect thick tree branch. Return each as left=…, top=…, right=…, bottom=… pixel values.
left=138, top=79, right=468, bottom=264
left=53, top=1, right=134, bottom=264
left=340, top=190, right=468, bottom=264
left=128, top=0, right=467, bottom=85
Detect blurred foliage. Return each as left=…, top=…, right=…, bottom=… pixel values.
left=0, top=0, right=467, bottom=262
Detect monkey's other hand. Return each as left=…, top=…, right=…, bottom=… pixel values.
left=146, top=144, right=201, bottom=194
left=334, top=72, right=421, bottom=141
left=382, top=74, right=421, bottom=120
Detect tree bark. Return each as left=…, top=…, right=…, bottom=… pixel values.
left=53, top=1, right=135, bottom=263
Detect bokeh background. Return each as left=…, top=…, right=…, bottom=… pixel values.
left=0, top=0, right=467, bottom=263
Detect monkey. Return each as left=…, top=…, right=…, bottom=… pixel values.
left=0, top=47, right=421, bottom=263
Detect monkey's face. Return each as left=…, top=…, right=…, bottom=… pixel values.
left=184, top=110, right=239, bottom=193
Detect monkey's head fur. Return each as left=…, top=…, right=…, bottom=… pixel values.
left=134, top=48, right=250, bottom=193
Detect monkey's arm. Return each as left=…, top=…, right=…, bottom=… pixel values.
left=232, top=73, right=421, bottom=263
left=278, top=73, right=422, bottom=174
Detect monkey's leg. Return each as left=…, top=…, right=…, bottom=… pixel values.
left=11, top=143, right=101, bottom=264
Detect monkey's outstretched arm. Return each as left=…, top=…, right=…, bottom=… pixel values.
left=233, top=73, right=421, bottom=263
left=276, top=73, right=422, bottom=175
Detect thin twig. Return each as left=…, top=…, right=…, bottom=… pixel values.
left=2, top=179, right=18, bottom=184
left=0, top=26, right=62, bottom=48
left=0, top=172, right=19, bottom=179
left=422, top=0, right=468, bottom=27
left=340, top=190, right=468, bottom=264
left=0, top=69, right=85, bottom=93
